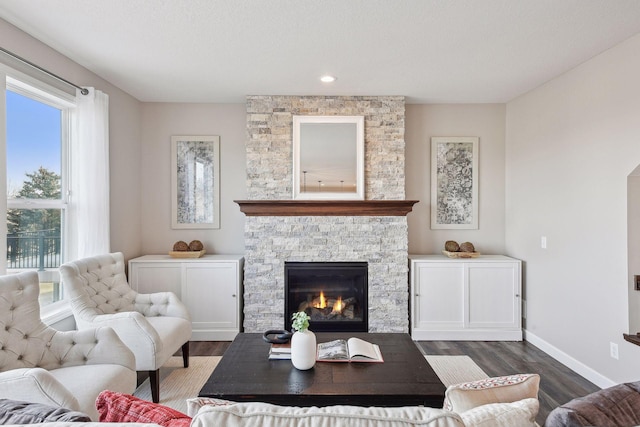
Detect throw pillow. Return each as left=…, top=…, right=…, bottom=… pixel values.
left=96, top=390, right=191, bottom=427
left=0, top=398, right=91, bottom=424
left=459, top=397, right=539, bottom=427
left=444, top=373, right=540, bottom=413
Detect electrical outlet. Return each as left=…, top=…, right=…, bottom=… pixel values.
left=635, top=275, right=640, bottom=291
left=610, top=342, right=619, bottom=360
left=541, top=236, right=547, bottom=249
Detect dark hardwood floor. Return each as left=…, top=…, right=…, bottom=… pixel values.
left=186, top=340, right=599, bottom=426
left=189, top=340, right=231, bottom=356
left=417, top=340, right=600, bottom=426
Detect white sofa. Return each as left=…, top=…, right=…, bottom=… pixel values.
left=1, top=373, right=541, bottom=427
left=0, top=400, right=539, bottom=427
left=188, top=398, right=540, bottom=427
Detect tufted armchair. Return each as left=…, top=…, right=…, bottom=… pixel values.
left=59, top=252, right=192, bottom=404
left=0, top=271, right=136, bottom=420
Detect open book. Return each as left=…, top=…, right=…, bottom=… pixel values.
left=316, top=337, right=383, bottom=363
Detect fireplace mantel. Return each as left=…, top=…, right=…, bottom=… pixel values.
left=234, top=200, right=419, bottom=216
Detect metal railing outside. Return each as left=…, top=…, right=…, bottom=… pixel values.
left=6, top=230, right=61, bottom=270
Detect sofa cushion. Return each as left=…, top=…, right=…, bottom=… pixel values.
left=444, top=374, right=540, bottom=413
left=190, top=401, right=465, bottom=427
left=0, top=398, right=91, bottom=424
left=49, top=362, right=136, bottom=421
left=459, top=398, right=539, bottom=427
left=544, top=381, right=640, bottom=427
left=96, top=391, right=191, bottom=427
left=186, top=397, right=235, bottom=417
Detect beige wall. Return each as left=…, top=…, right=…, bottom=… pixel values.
left=406, top=104, right=507, bottom=255
left=138, top=103, right=509, bottom=259
left=139, top=103, right=246, bottom=255
left=0, top=19, right=143, bottom=260
left=506, top=33, right=640, bottom=386
left=138, top=103, right=506, bottom=258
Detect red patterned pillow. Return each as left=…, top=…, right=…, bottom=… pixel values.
left=96, top=391, right=191, bottom=427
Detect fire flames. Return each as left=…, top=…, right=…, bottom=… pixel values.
left=312, top=291, right=343, bottom=313
left=331, top=296, right=343, bottom=314
left=314, top=291, right=327, bottom=309
left=301, top=290, right=355, bottom=320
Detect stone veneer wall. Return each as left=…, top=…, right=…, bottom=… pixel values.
left=243, top=95, right=408, bottom=332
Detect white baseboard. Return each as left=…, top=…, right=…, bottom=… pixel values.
left=524, top=329, right=615, bottom=389
left=191, top=330, right=238, bottom=341
left=412, top=329, right=522, bottom=341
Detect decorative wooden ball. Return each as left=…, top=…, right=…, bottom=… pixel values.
left=172, top=240, right=189, bottom=251
left=189, top=240, right=204, bottom=251
left=444, top=240, right=460, bottom=252
left=460, top=242, right=475, bottom=252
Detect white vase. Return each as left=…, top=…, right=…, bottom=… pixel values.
left=290, top=329, right=316, bottom=370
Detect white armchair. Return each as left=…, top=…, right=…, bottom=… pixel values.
left=0, top=271, right=136, bottom=420
left=59, top=252, right=192, bottom=403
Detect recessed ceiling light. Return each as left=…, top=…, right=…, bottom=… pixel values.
left=320, top=75, right=336, bottom=83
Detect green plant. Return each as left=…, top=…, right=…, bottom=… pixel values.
left=291, top=311, right=310, bottom=332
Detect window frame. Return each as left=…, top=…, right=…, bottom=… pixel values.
left=1, top=68, right=76, bottom=319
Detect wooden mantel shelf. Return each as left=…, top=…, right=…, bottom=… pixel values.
left=234, top=200, right=419, bottom=216
left=623, top=333, right=640, bottom=347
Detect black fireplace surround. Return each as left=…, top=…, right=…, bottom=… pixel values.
left=284, top=261, right=368, bottom=332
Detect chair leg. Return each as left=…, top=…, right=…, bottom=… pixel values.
left=182, top=341, right=190, bottom=368
left=149, top=369, right=160, bottom=403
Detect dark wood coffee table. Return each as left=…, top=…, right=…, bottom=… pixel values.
left=199, top=332, right=445, bottom=407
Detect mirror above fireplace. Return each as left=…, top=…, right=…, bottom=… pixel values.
left=292, top=115, right=364, bottom=200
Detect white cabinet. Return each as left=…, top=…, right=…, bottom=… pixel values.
left=129, top=254, right=244, bottom=341
left=409, top=255, right=522, bottom=341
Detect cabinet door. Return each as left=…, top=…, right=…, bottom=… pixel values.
left=413, top=262, right=465, bottom=330
left=183, top=263, right=238, bottom=330
left=467, top=262, right=520, bottom=329
left=129, top=262, right=182, bottom=297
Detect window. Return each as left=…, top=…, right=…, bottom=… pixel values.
left=2, top=75, right=74, bottom=310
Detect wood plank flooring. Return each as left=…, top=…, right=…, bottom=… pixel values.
left=186, top=340, right=600, bottom=426
left=417, top=340, right=600, bottom=425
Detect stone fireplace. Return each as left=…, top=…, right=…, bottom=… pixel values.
left=241, top=95, right=411, bottom=333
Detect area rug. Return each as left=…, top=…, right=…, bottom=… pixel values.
left=134, top=355, right=486, bottom=414
left=425, top=355, right=489, bottom=386
left=134, top=356, right=221, bottom=414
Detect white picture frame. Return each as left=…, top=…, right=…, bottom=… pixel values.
left=431, top=137, right=479, bottom=229
left=171, top=135, right=220, bottom=229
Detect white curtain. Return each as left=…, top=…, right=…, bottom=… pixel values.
left=69, top=87, right=110, bottom=259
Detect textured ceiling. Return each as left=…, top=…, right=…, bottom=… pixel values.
left=1, top=0, right=640, bottom=103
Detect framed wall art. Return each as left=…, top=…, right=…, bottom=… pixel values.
left=430, top=136, right=479, bottom=229
left=171, top=135, right=220, bottom=229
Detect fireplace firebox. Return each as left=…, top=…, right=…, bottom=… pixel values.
left=284, top=261, right=368, bottom=332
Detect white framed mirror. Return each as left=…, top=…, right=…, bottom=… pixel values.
left=292, top=115, right=364, bottom=200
